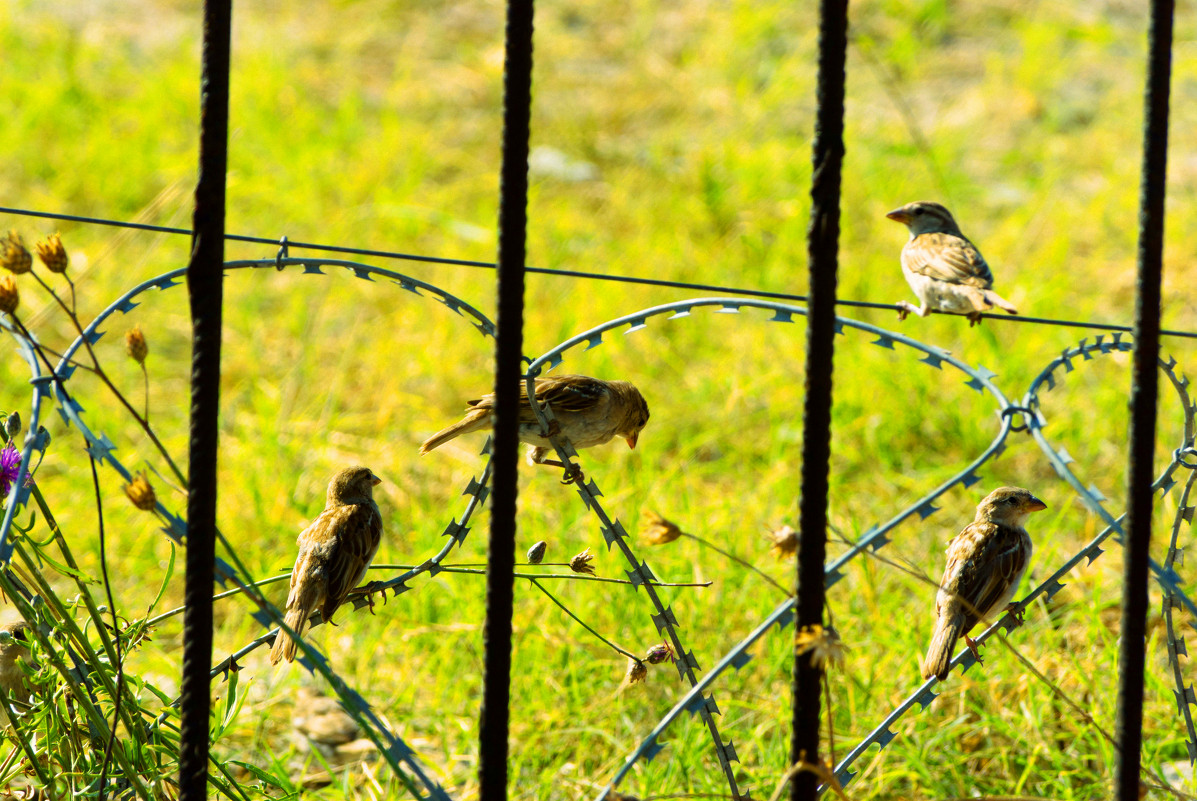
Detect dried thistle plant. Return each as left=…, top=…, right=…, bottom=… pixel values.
left=569, top=548, right=596, bottom=576
left=124, top=473, right=157, bottom=512
left=124, top=326, right=151, bottom=421
left=794, top=624, right=845, bottom=670
left=35, top=234, right=68, bottom=274
left=641, top=510, right=684, bottom=545
left=125, top=326, right=148, bottom=365
left=0, top=276, right=19, bottom=315
left=0, top=231, right=32, bottom=275
left=621, top=658, right=647, bottom=688
left=768, top=524, right=798, bottom=560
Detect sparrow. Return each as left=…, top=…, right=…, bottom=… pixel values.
left=420, top=374, right=649, bottom=481
left=271, top=466, right=384, bottom=665
left=922, top=487, right=1046, bottom=681
left=886, top=201, right=1019, bottom=326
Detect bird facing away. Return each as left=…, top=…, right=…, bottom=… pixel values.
left=420, top=374, right=649, bottom=478
left=886, top=201, right=1019, bottom=326
left=271, top=466, right=384, bottom=665
left=922, top=487, right=1046, bottom=681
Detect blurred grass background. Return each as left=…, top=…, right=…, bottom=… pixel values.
left=1, top=0, right=1196, bottom=797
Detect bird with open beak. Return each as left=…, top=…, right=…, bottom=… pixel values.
left=420, top=374, right=649, bottom=482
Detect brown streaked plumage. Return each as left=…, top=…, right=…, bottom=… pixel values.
left=271, top=466, right=384, bottom=665
left=922, top=487, right=1046, bottom=681
left=420, top=374, right=649, bottom=475
left=886, top=201, right=1018, bottom=326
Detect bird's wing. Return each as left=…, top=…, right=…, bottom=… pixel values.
left=942, top=521, right=1028, bottom=629
left=465, top=375, right=608, bottom=425
left=904, top=232, right=995, bottom=287
left=303, top=504, right=384, bottom=614
left=528, top=375, right=609, bottom=415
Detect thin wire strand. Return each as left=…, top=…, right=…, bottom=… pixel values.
left=3, top=204, right=1195, bottom=339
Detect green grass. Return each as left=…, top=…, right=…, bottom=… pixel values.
left=1, top=0, right=1196, bottom=798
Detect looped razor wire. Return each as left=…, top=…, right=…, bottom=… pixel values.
left=10, top=253, right=1195, bottom=798
left=523, top=299, right=1016, bottom=801
left=37, top=257, right=497, bottom=800
left=1024, top=336, right=1196, bottom=623
left=1000, top=404, right=1036, bottom=432
left=1161, top=465, right=1197, bottom=764
left=820, top=333, right=1197, bottom=793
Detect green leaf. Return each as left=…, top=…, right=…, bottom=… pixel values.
left=146, top=542, right=175, bottom=616
left=210, top=670, right=246, bottom=743
left=226, top=760, right=295, bottom=794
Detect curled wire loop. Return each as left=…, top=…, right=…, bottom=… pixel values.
left=8, top=262, right=1194, bottom=800
left=17, top=257, right=493, bottom=800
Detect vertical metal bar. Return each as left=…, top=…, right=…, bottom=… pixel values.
left=479, top=0, right=533, bottom=797
left=790, top=0, right=847, bottom=798
left=178, top=0, right=231, bottom=798
left=1114, top=0, right=1173, bottom=798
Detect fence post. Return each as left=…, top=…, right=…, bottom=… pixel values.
left=790, top=0, right=848, bottom=798
left=478, top=0, right=534, bottom=798
left=177, top=0, right=232, bottom=798
left=1114, top=0, right=1173, bottom=798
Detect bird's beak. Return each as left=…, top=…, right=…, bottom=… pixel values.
left=885, top=208, right=910, bottom=224
left=371, top=474, right=382, bottom=486
left=1027, top=496, right=1047, bottom=512
left=625, top=432, right=639, bottom=450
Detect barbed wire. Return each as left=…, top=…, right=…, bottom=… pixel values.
left=548, top=303, right=1192, bottom=799
left=3, top=204, right=1196, bottom=340
left=5, top=258, right=495, bottom=799
left=3, top=247, right=1193, bottom=799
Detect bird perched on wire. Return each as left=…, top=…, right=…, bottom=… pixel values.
left=271, top=466, right=384, bottom=665
left=922, top=487, right=1047, bottom=681
left=420, top=374, right=649, bottom=483
left=886, top=201, right=1019, bottom=326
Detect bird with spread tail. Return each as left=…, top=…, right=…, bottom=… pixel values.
left=886, top=201, right=1019, bottom=326
left=420, top=374, right=649, bottom=482
left=922, top=487, right=1046, bottom=681
left=271, top=466, right=384, bottom=665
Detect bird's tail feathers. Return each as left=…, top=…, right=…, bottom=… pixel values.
left=419, top=410, right=490, bottom=455
left=982, top=289, right=1018, bottom=315
left=922, top=612, right=967, bottom=681
left=270, top=606, right=310, bottom=665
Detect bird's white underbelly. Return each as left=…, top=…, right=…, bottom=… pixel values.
left=903, top=269, right=985, bottom=314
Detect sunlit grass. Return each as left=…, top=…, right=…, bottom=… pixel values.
left=0, top=0, right=1195, bottom=798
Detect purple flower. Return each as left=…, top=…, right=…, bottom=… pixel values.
left=0, top=443, right=21, bottom=497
